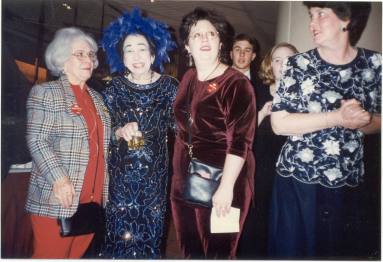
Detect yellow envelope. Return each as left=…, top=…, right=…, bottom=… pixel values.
left=210, top=207, right=240, bottom=233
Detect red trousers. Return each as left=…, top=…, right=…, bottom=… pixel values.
left=30, top=214, right=94, bottom=258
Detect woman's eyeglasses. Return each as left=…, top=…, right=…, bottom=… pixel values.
left=189, top=31, right=219, bottom=41
left=72, top=51, right=97, bottom=61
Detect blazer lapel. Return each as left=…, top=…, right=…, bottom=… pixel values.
left=59, top=75, right=89, bottom=139
left=60, top=75, right=83, bottom=117
left=88, top=88, right=108, bottom=121
left=88, top=87, right=110, bottom=135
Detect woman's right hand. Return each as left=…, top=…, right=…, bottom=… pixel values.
left=258, top=101, right=273, bottom=126
left=260, top=101, right=273, bottom=117
left=337, top=99, right=371, bottom=129
left=53, top=176, right=75, bottom=208
left=115, top=122, right=143, bottom=141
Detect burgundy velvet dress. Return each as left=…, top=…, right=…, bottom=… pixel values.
left=170, top=67, right=256, bottom=259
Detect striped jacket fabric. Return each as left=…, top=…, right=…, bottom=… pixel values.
left=25, top=75, right=111, bottom=218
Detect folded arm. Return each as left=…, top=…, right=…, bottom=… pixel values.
left=358, top=113, right=381, bottom=134
left=271, top=99, right=372, bottom=136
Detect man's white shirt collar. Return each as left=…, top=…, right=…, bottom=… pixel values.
left=232, top=66, right=251, bottom=79
left=244, top=69, right=251, bottom=80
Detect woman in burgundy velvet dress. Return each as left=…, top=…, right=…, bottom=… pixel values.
left=170, top=8, right=256, bottom=259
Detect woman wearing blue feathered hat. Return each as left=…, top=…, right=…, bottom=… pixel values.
left=99, top=7, right=178, bottom=258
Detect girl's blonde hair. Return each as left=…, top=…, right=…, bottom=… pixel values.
left=258, top=42, right=298, bottom=85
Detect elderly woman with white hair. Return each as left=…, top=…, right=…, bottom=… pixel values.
left=25, top=27, right=111, bottom=258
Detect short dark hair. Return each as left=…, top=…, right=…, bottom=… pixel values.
left=303, top=1, right=371, bottom=46
left=179, top=7, right=235, bottom=64
left=232, top=33, right=260, bottom=54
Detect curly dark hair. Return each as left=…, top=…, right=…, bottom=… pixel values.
left=179, top=7, right=235, bottom=64
left=303, top=2, right=371, bottom=46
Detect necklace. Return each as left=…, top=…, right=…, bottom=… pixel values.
left=201, top=61, right=221, bottom=81
left=128, top=71, right=153, bottom=85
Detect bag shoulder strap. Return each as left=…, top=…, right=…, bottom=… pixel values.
left=186, top=74, right=196, bottom=158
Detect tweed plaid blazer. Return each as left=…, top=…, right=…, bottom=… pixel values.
left=25, top=75, right=111, bottom=218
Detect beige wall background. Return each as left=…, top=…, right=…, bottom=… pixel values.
left=276, top=1, right=382, bottom=53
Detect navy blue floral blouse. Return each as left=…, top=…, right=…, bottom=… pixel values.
left=272, top=48, right=381, bottom=188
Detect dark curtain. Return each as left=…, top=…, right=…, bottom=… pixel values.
left=1, top=43, right=32, bottom=180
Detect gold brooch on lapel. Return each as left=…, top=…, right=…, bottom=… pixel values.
left=71, top=103, right=82, bottom=115
left=102, top=105, right=109, bottom=113
left=207, top=82, right=218, bottom=93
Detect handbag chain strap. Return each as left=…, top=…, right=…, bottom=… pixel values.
left=186, top=74, right=195, bottom=159
left=84, top=91, right=100, bottom=202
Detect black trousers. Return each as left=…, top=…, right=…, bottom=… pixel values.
left=268, top=175, right=379, bottom=259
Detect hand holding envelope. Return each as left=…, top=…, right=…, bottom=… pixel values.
left=210, top=207, right=240, bottom=233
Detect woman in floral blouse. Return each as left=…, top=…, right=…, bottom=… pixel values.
left=269, top=2, right=381, bottom=259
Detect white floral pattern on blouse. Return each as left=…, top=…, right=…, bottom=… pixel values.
left=272, top=48, right=381, bottom=188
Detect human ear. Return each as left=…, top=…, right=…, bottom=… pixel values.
left=341, top=19, right=351, bottom=32
left=251, top=53, right=256, bottom=61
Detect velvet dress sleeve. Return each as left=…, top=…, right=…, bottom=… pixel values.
left=221, top=77, right=256, bottom=159
left=173, top=69, right=196, bottom=141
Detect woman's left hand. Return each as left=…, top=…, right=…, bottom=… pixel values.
left=212, top=183, right=234, bottom=217
left=212, top=154, right=245, bottom=217
left=338, top=99, right=371, bottom=129
left=53, top=176, right=75, bottom=208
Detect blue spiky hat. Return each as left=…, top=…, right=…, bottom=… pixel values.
left=101, top=7, right=177, bottom=74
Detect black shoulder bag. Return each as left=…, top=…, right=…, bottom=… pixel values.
left=182, top=76, right=223, bottom=208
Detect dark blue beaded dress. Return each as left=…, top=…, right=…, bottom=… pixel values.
left=100, top=74, right=178, bottom=258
